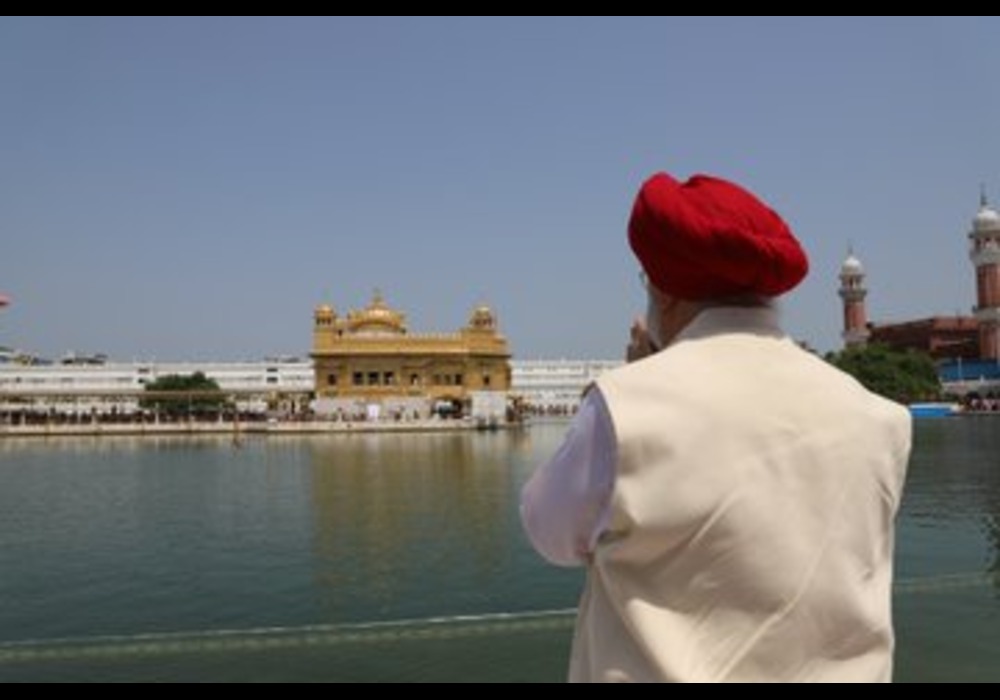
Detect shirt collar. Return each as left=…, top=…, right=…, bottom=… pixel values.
left=673, top=305, right=785, bottom=345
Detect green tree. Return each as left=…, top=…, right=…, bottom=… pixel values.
left=826, top=344, right=940, bottom=404
left=141, top=372, right=228, bottom=417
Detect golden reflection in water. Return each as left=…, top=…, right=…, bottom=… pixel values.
left=307, top=429, right=542, bottom=619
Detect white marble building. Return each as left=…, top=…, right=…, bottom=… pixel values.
left=0, top=357, right=621, bottom=417
left=510, top=359, right=622, bottom=414
left=0, top=359, right=313, bottom=416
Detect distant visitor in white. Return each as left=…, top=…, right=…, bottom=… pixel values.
left=521, top=171, right=912, bottom=683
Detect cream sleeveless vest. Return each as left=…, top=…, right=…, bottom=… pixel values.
left=570, top=307, right=911, bottom=683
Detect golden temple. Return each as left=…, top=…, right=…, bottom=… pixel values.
left=311, top=291, right=511, bottom=411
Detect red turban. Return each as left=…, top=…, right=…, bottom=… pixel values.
left=629, top=173, right=809, bottom=300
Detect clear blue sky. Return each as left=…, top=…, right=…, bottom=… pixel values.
left=2, top=16, right=999, bottom=361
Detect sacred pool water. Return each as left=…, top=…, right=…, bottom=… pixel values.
left=0, top=419, right=997, bottom=682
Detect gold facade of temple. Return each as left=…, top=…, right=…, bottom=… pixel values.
left=311, top=291, right=511, bottom=403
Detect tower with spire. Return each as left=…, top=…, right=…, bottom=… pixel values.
left=969, top=187, right=1000, bottom=361
left=839, top=249, right=870, bottom=348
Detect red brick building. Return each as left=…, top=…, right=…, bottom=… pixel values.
left=839, top=192, right=1000, bottom=362
left=868, top=317, right=980, bottom=360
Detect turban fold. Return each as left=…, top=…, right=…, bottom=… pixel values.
left=629, top=173, right=809, bottom=300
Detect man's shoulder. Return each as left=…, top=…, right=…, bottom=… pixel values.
left=861, top=387, right=913, bottom=439
left=797, top=348, right=910, bottom=416
left=791, top=346, right=913, bottom=438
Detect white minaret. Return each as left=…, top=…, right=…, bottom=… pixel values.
left=839, top=250, right=870, bottom=348
left=970, top=189, right=1000, bottom=361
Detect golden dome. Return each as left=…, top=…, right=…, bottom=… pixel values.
left=348, top=289, right=407, bottom=335
left=468, top=304, right=497, bottom=331
left=314, top=304, right=337, bottom=323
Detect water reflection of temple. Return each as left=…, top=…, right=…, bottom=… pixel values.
left=307, top=432, right=529, bottom=620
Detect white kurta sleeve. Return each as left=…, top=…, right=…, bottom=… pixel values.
left=520, top=389, right=617, bottom=567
